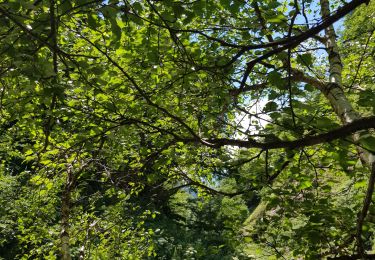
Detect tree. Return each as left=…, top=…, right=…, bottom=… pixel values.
left=0, top=0, right=374, bottom=258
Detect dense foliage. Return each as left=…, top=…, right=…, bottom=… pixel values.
left=0, top=0, right=375, bottom=259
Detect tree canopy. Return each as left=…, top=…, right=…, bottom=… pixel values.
left=0, top=0, right=375, bottom=259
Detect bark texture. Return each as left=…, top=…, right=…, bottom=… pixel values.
left=320, top=0, right=375, bottom=166
left=320, top=0, right=375, bottom=254
left=61, top=168, right=73, bottom=260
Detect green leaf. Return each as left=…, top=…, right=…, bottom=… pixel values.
left=132, top=2, right=143, bottom=13
left=128, top=13, right=144, bottom=25
left=268, top=70, right=283, bottom=88
left=110, top=18, right=122, bottom=40
left=268, top=14, right=286, bottom=23
left=100, top=5, right=118, bottom=19
left=7, top=1, right=21, bottom=11
left=354, top=179, right=367, bottom=189
left=60, top=0, right=72, bottom=14
left=263, top=101, right=278, bottom=112
left=359, top=135, right=375, bottom=152
left=192, top=1, right=205, bottom=16
left=304, top=84, right=314, bottom=92
left=358, top=89, right=375, bottom=108
left=172, top=4, right=185, bottom=18
left=87, top=14, right=99, bottom=29
left=297, top=53, right=313, bottom=66
left=268, top=90, right=280, bottom=99
left=315, top=117, right=339, bottom=130
left=299, top=180, right=312, bottom=189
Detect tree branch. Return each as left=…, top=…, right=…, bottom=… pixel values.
left=182, top=116, right=375, bottom=150
left=238, top=0, right=369, bottom=89
left=356, top=162, right=375, bottom=256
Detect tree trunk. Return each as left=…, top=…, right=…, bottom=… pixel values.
left=320, top=0, right=375, bottom=255
left=61, top=169, right=72, bottom=260
left=319, top=0, right=375, bottom=166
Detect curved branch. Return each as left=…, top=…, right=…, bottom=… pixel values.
left=238, top=0, right=369, bottom=89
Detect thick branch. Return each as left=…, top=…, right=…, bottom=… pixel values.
left=239, top=0, right=369, bottom=89
left=182, top=116, right=375, bottom=150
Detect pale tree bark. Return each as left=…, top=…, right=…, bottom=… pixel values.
left=60, top=159, right=91, bottom=259
left=243, top=1, right=375, bottom=255
left=61, top=166, right=73, bottom=260
left=319, top=0, right=375, bottom=166
left=320, top=0, right=375, bottom=255
left=47, top=0, right=72, bottom=258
